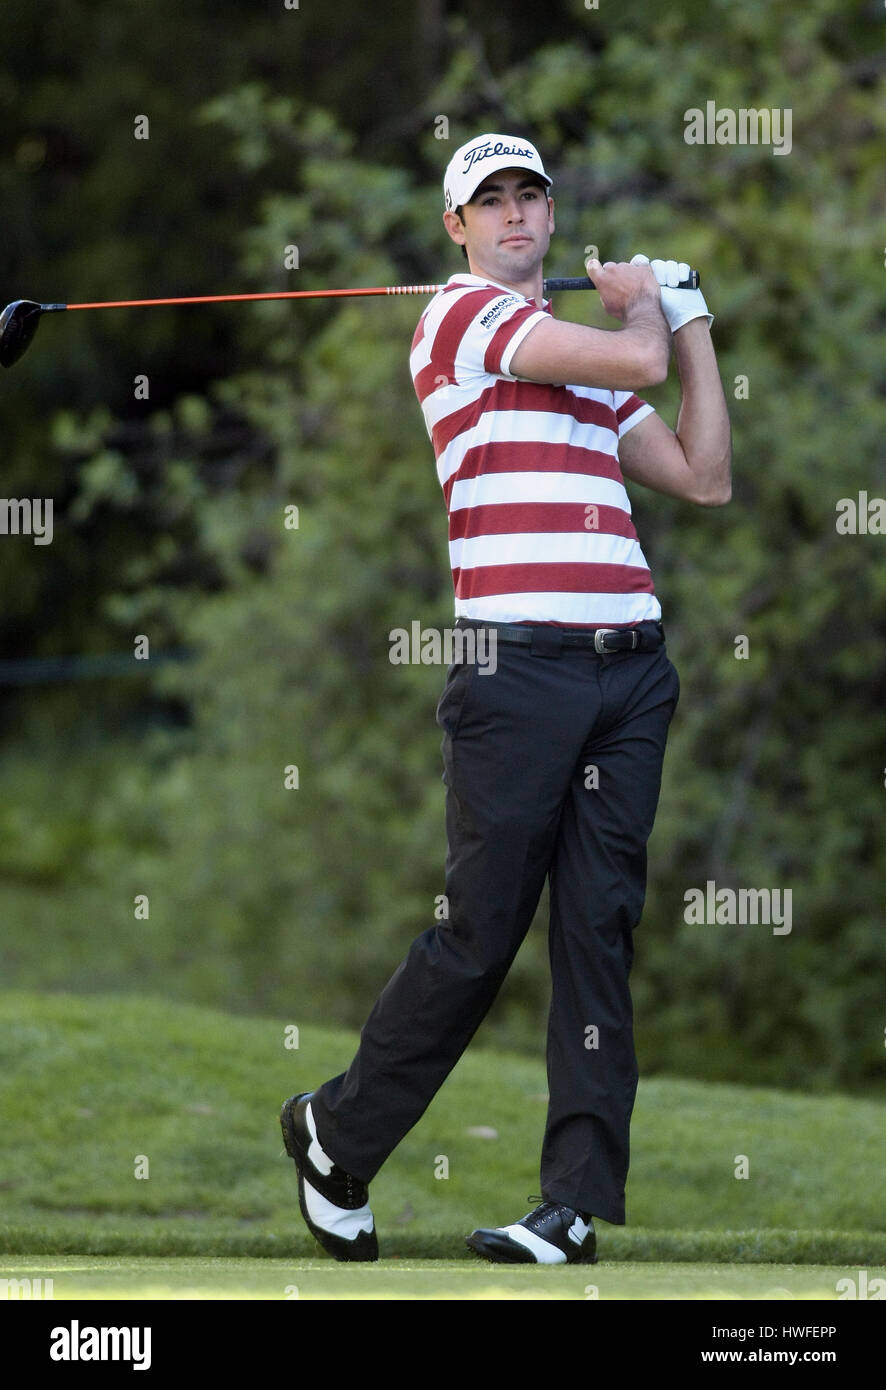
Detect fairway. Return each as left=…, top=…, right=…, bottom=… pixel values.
left=0, top=1255, right=854, bottom=1301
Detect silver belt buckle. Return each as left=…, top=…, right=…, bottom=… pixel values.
left=593, top=628, right=618, bottom=654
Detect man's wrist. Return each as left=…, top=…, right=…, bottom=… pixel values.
left=622, top=304, right=672, bottom=381
left=625, top=300, right=671, bottom=346
left=625, top=296, right=668, bottom=330
left=672, top=315, right=711, bottom=338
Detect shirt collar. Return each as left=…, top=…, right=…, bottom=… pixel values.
left=445, top=272, right=551, bottom=311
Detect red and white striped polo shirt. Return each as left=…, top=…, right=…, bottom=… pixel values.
left=409, top=273, right=661, bottom=627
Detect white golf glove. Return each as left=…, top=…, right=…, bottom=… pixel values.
left=631, top=253, right=713, bottom=333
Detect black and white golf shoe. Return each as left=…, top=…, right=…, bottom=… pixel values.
left=280, top=1092, right=378, bottom=1262
left=466, top=1201, right=597, bottom=1264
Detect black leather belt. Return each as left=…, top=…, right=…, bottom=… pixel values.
left=455, top=618, right=665, bottom=654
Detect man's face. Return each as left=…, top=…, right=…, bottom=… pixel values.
left=444, top=168, right=555, bottom=288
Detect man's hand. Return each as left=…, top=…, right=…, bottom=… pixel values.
left=584, top=256, right=662, bottom=324
left=630, top=253, right=713, bottom=334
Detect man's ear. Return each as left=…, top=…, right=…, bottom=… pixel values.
left=443, top=209, right=467, bottom=247
left=547, top=196, right=555, bottom=233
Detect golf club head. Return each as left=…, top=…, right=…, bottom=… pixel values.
left=0, top=300, right=45, bottom=368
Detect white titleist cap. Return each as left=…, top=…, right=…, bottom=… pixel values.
left=443, top=132, right=551, bottom=211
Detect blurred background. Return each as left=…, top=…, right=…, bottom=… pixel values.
left=1, top=0, right=884, bottom=1098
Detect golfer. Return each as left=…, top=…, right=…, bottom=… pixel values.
left=281, top=132, right=731, bottom=1264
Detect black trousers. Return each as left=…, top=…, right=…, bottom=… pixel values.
left=310, top=628, right=680, bottom=1224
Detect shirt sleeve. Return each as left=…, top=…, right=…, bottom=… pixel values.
left=450, top=290, right=549, bottom=382
left=613, top=389, right=655, bottom=437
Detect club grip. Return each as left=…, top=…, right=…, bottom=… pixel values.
left=544, top=270, right=700, bottom=293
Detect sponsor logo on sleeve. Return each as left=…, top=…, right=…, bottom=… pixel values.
left=478, top=295, right=521, bottom=330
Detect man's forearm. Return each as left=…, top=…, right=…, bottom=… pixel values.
left=672, top=319, right=732, bottom=504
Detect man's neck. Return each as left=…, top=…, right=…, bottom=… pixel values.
left=465, top=261, right=545, bottom=305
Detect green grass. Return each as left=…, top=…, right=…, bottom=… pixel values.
left=0, top=1256, right=857, bottom=1301
left=1, top=990, right=884, bottom=1267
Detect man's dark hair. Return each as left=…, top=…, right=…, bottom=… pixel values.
left=455, top=205, right=468, bottom=261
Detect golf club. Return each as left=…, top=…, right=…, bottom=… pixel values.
left=0, top=269, right=700, bottom=369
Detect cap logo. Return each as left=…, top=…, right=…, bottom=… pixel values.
left=462, top=139, right=534, bottom=174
